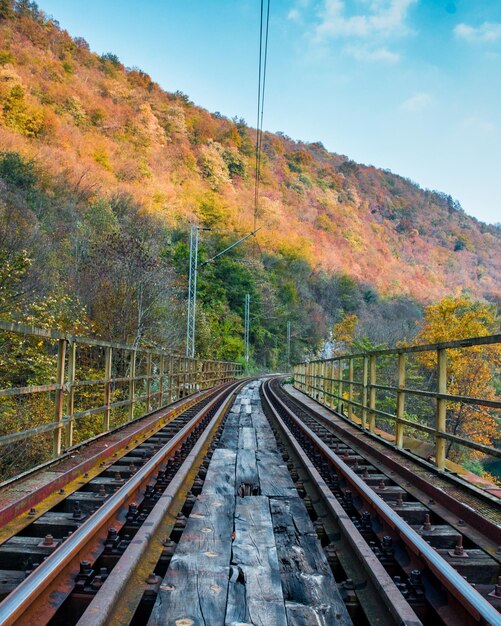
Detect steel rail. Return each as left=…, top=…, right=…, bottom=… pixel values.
left=264, top=379, right=501, bottom=626
left=76, top=378, right=249, bottom=626
left=261, top=378, right=423, bottom=626
left=0, top=381, right=242, bottom=626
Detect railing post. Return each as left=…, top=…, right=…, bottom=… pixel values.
left=328, top=361, right=334, bottom=408
left=103, top=346, right=112, bottom=433
left=368, top=355, right=376, bottom=433
left=348, top=357, right=354, bottom=421
left=362, top=356, right=368, bottom=430
left=338, top=359, right=343, bottom=413
left=128, top=349, right=136, bottom=422
left=53, top=338, right=67, bottom=458
left=168, top=355, right=174, bottom=403
left=319, top=360, right=325, bottom=403
left=145, top=352, right=152, bottom=412
left=65, top=339, right=76, bottom=449
left=435, top=348, right=447, bottom=471
left=159, top=354, right=165, bottom=407
left=395, top=353, right=406, bottom=448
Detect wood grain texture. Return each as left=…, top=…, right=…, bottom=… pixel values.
left=271, top=497, right=352, bottom=626
left=148, top=493, right=235, bottom=626
left=225, top=496, right=288, bottom=626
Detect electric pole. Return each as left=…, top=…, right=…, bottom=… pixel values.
left=244, top=294, right=250, bottom=368
left=186, top=224, right=199, bottom=358
left=186, top=226, right=261, bottom=359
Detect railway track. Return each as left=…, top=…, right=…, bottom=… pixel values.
left=261, top=377, right=501, bottom=626
left=0, top=379, right=248, bottom=626
left=0, top=376, right=499, bottom=625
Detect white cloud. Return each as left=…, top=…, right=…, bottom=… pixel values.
left=345, top=44, right=400, bottom=63
left=461, top=116, right=496, bottom=134
left=315, top=0, right=417, bottom=40
left=287, top=0, right=311, bottom=22
left=454, top=22, right=501, bottom=43
left=400, top=93, right=433, bottom=112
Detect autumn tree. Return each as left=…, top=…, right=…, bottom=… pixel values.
left=332, top=313, right=358, bottom=354
left=0, top=0, right=13, bottom=20
left=415, top=295, right=500, bottom=456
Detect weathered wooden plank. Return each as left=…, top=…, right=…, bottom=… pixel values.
left=271, top=497, right=353, bottom=626
left=225, top=497, right=288, bottom=626
left=149, top=492, right=235, bottom=626
left=235, top=449, right=259, bottom=497
left=201, top=448, right=236, bottom=496
left=239, top=426, right=257, bottom=450
left=256, top=450, right=297, bottom=497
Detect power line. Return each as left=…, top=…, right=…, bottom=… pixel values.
left=254, top=0, right=271, bottom=234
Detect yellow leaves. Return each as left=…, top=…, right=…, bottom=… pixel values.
left=93, top=148, right=112, bottom=172
left=415, top=295, right=500, bottom=449
left=333, top=314, right=358, bottom=345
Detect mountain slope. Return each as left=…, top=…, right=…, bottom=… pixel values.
left=0, top=4, right=500, bottom=306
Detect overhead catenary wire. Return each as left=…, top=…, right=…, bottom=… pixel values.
left=254, top=0, right=271, bottom=234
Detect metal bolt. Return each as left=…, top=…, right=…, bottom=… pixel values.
left=422, top=514, right=431, bottom=531
left=43, top=534, right=54, bottom=546
left=452, top=535, right=467, bottom=557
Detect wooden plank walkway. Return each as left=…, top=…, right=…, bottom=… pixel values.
left=149, top=381, right=352, bottom=626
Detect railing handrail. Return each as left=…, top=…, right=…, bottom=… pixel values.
left=0, top=319, right=243, bottom=481
left=0, top=319, right=241, bottom=365
left=293, top=334, right=501, bottom=474
left=297, top=333, right=501, bottom=363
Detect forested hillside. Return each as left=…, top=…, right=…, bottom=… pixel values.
left=0, top=2, right=500, bottom=366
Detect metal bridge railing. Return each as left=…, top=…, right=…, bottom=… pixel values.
left=293, top=335, right=501, bottom=474
left=0, top=320, right=243, bottom=482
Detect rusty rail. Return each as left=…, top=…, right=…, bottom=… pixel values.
left=263, top=378, right=501, bottom=626
left=0, top=380, right=241, bottom=626
left=0, top=320, right=242, bottom=480
left=293, top=335, right=501, bottom=472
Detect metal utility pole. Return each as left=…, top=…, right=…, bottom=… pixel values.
left=186, top=224, right=199, bottom=358
left=186, top=226, right=261, bottom=359
left=287, top=320, right=291, bottom=371
left=244, top=294, right=250, bottom=367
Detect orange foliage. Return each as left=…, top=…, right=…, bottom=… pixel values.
left=0, top=9, right=500, bottom=303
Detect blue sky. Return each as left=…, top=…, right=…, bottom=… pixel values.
left=38, top=0, right=501, bottom=224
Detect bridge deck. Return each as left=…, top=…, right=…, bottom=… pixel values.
left=148, top=381, right=351, bottom=626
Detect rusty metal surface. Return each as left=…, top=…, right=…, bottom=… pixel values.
left=265, top=379, right=501, bottom=626
left=261, top=379, right=423, bottom=626
left=0, top=387, right=219, bottom=535
left=285, top=385, right=501, bottom=544
left=76, top=381, right=245, bottom=626
left=0, top=382, right=242, bottom=626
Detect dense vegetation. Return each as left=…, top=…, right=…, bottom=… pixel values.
left=0, top=1, right=499, bottom=370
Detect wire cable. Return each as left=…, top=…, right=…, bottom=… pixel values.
left=254, top=0, right=271, bottom=235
